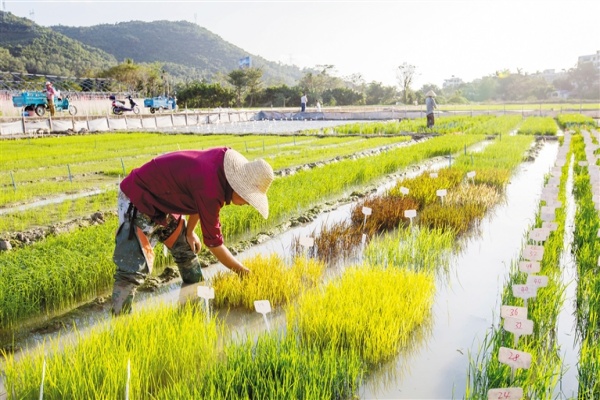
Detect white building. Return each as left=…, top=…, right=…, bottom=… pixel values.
left=443, top=76, right=463, bottom=88
left=578, top=50, right=600, bottom=69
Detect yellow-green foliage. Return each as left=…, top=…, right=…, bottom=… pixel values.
left=211, top=254, right=325, bottom=309
left=445, top=183, right=500, bottom=209
left=469, top=168, right=512, bottom=190
left=350, top=194, right=421, bottom=232
left=556, top=113, right=596, bottom=129
left=419, top=202, right=486, bottom=235
left=364, top=226, right=456, bottom=275
left=391, top=168, right=464, bottom=206
left=287, top=265, right=435, bottom=365
left=517, top=116, right=558, bottom=135
left=2, top=303, right=223, bottom=399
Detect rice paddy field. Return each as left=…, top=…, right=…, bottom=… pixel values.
left=0, top=113, right=598, bottom=399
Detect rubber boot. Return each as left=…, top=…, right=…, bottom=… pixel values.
left=177, top=258, right=204, bottom=284
left=111, top=280, right=137, bottom=316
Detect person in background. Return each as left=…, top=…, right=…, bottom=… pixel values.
left=44, top=81, right=56, bottom=117
left=316, top=100, right=322, bottom=112
left=301, top=93, right=307, bottom=112
left=111, top=147, right=274, bottom=315
left=425, top=90, right=437, bottom=128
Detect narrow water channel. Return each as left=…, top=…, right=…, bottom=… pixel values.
left=358, top=141, right=559, bottom=399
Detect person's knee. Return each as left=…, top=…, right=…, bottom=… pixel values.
left=177, top=259, right=204, bottom=284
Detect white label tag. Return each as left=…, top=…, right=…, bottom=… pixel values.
left=487, top=387, right=524, bottom=400
left=404, top=209, right=417, bottom=219
left=518, top=261, right=540, bottom=274
left=498, top=347, right=532, bottom=369
left=542, top=222, right=558, bottom=231
left=541, top=206, right=556, bottom=216
left=436, top=189, right=447, bottom=197
left=400, top=186, right=409, bottom=195
left=503, top=317, right=534, bottom=336
left=526, top=274, right=548, bottom=288
left=254, top=300, right=272, bottom=314
left=197, top=285, right=215, bottom=299
left=579, top=161, right=588, bottom=167
left=529, top=228, right=550, bottom=243
left=362, top=206, right=372, bottom=216
left=467, top=171, right=476, bottom=179
left=501, top=305, right=528, bottom=320
left=429, top=172, right=438, bottom=178
left=546, top=200, right=562, bottom=208
left=512, top=284, right=538, bottom=300
left=522, top=245, right=544, bottom=261
left=299, top=236, right=314, bottom=248
left=547, top=177, right=560, bottom=187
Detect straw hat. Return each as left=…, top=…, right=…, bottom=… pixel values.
left=224, top=149, right=274, bottom=218
left=425, top=90, right=436, bottom=97
left=45, top=81, right=52, bottom=86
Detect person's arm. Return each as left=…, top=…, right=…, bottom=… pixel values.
left=185, top=214, right=202, bottom=253
left=208, top=244, right=251, bottom=277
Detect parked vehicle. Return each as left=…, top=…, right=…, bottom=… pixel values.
left=110, top=95, right=140, bottom=115
left=12, top=91, right=77, bottom=116
left=143, top=96, right=177, bottom=114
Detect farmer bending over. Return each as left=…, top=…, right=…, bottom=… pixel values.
left=111, top=147, right=274, bottom=315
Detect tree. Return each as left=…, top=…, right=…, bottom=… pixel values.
left=244, top=67, right=264, bottom=107
left=227, top=69, right=248, bottom=107
left=365, top=81, right=397, bottom=105
left=569, top=62, right=600, bottom=100
left=395, top=63, right=417, bottom=104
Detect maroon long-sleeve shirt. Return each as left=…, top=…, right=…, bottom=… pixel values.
left=120, top=147, right=233, bottom=247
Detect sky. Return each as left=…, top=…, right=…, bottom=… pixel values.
left=4, top=0, right=600, bottom=89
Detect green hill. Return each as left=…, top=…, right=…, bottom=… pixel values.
left=52, top=20, right=303, bottom=85
left=0, top=11, right=117, bottom=76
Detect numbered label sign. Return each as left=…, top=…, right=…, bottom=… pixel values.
left=436, top=189, right=447, bottom=197
left=518, top=261, right=540, bottom=274
left=542, top=187, right=559, bottom=198
left=404, top=209, right=417, bottom=219
left=512, top=284, right=538, bottom=300
left=546, top=200, right=562, bottom=208
left=299, top=236, right=314, bottom=248
left=578, top=161, right=588, bottom=167
left=254, top=300, right=272, bottom=314
left=551, top=167, right=562, bottom=176
left=430, top=172, right=438, bottom=178
left=541, top=206, right=556, bottom=215
left=522, top=245, right=544, bottom=261
left=362, top=206, right=372, bottom=216
left=400, top=186, right=409, bottom=195
left=503, top=317, right=534, bottom=336
left=197, top=285, right=215, bottom=300
left=540, top=192, right=556, bottom=203
left=498, top=347, right=532, bottom=369
left=529, top=228, right=550, bottom=243
left=547, top=177, right=560, bottom=187
left=542, top=222, right=558, bottom=232
left=501, top=305, right=528, bottom=320
left=526, top=274, right=548, bottom=289
left=467, top=171, right=476, bottom=179
left=487, top=387, right=524, bottom=400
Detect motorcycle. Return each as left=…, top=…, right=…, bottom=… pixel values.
left=110, top=95, right=140, bottom=115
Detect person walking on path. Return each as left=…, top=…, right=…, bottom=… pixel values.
left=44, top=81, right=56, bottom=117
left=300, top=93, right=307, bottom=112
left=425, top=90, right=437, bottom=128
left=111, top=147, right=274, bottom=315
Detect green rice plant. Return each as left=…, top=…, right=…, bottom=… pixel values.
left=555, top=113, right=596, bottom=129
left=517, top=116, right=558, bottom=135
left=465, top=115, right=522, bottom=135
left=286, top=264, right=435, bottom=366
left=154, top=332, right=365, bottom=399
left=210, top=254, right=325, bottom=310
left=2, top=302, right=224, bottom=399
left=363, top=226, right=455, bottom=275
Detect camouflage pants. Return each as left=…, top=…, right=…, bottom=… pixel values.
left=111, top=191, right=204, bottom=315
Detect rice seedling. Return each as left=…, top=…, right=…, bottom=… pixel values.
left=555, top=113, right=596, bottom=129
left=210, top=254, right=325, bottom=310
left=517, top=116, right=558, bottom=136
left=153, top=332, right=365, bottom=399
left=465, top=115, right=522, bottom=135
left=350, top=195, right=421, bottom=233
left=363, top=226, right=455, bottom=275
left=2, top=302, right=224, bottom=399
left=286, top=264, right=435, bottom=366
left=390, top=168, right=465, bottom=206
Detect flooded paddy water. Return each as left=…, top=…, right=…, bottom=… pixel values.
left=1, top=129, right=581, bottom=399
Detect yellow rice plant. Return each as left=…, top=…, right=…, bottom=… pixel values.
left=390, top=168, right=465, bottom=206
left=211, top=254, right=325, bottom=310
left=350, top=195, right=421, bottom=232
left=470, top=167, right=511, bottom=190
left=418, top=203, right=486, bottom=235
left=445, top=183, right=500, bottom=209
left=286, top=264, right=435, bottom=366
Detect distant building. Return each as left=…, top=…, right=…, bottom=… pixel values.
left=443, top=76, right=463, bottom=88
left=539, top=69, right=567, bottom=83
left=578, top=50, right=600, bottom=69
